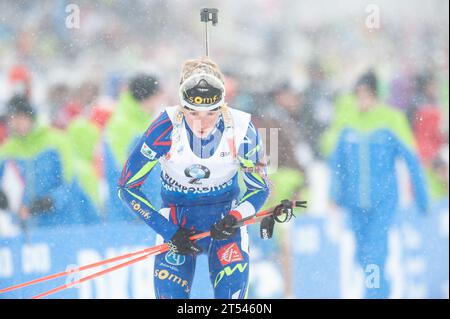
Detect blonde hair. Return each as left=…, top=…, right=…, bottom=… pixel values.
left=179, top=56, right=225, bottom=85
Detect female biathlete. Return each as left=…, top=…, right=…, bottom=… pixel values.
left=118, top=57, right=269, bottom=299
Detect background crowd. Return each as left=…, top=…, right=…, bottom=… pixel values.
left=0, top=0, right=448, bottom=299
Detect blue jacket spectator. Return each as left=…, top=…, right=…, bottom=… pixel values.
left=0, top=95, right=99, bottom=227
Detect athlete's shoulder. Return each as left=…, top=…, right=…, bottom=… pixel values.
left=143, top=108, right=174, bottom=147
left=226, top=106, right=252, bottom=141
left=146, top=108, right=173, bottom=132
left=163, top=105, right=181, bottom=121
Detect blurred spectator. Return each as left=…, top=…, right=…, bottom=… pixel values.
left=47, top=81, right=105, bottom=211
left=51, top=81, right=100, bottom=130
left=65, top=116, right=102, bottom=211
left=258, top=82, right=308, bottom=298
left=426, top=147, right=449, bottom=200
left=0, top=115, right=7, bottom=145
left=104, top=71, right=127, bottom=101
left=89, top=99, right=114, bottom=130
left=323, top=70, right=429, bottom=299
left=47, top=83, right=71, bottom=123
left=410, top=72, right=448, bottom=200
left=0, top=65, right=33, bottom=144
left=0, top=95, right=99, bottom=228
left=299, top=61, right=335, bottom=159
left=8, top=64, right=32, bottom=98
left=102, top=74, right=164, bottom=222
left=262, top=81, right=307, bottom=208
left=412, top=72, right=447, bottom=164
left=388, top=69, right=415, bottom=113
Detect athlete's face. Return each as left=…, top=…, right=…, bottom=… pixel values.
left=184, top=109, right=220, bottom=138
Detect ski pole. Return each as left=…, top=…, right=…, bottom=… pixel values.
left=0, top=243, right=165, bottom=294
left=32, top=231, right=211, bottom=299
left=0, top=201, right=296, bottom=294
left=1, top=199, right=306, bottom=298
left=0, top=209, right=266, bottom=294
left=31, top=201, right=303, bottom=299
left=31, top=249, right=165, bottom=299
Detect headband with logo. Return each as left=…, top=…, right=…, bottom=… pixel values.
left=179, top=73, right=225, bottom=111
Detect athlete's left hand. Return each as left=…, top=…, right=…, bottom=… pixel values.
left=168, top=228, right=203, bottom=255
left=210, top=213, right=239, bottom=240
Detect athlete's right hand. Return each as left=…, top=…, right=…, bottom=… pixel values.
left=168, top=228, right=203, bottom=255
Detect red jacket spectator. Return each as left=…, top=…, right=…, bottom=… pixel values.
left=413, top=105, right=446, bottom=164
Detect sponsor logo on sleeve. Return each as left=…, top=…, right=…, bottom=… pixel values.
left=131, top=200, right=151, bottom=219
left=141, top=142, right=157, bottom=160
